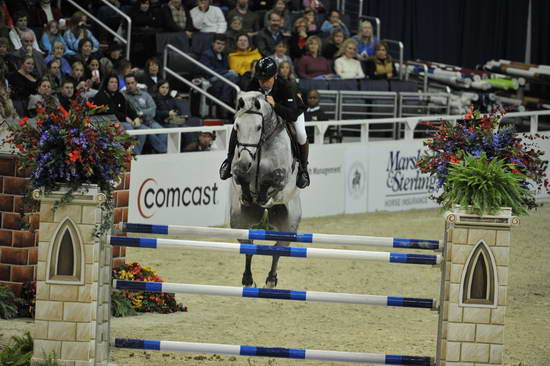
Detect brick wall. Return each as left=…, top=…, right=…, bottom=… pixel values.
left=0, top=154, right=129, bottom=297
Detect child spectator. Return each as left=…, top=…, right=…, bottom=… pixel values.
left=270, top=39, right=292, bottom=67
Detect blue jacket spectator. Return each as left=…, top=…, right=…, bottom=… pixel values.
left=352, top=20, right=376, bottom=60
left=63, top=12, right=100, bottom=53
left=41, top=20, right=74, bottom=55
left=320, top=10, right=350, bottom=38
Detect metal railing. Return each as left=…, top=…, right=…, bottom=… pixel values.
left=399, top=92, right=451, bottom=117
left=63, top=0, right=132, bottom=60
left=162, top=44, right=240, bottom=115
left=405, top=61, right=429, bottom=93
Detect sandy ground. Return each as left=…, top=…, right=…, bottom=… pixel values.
left=1, top=206, right=549, bottom=365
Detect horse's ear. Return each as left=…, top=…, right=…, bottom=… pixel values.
left=238, top=98, right=245, bottom=110
left=254, top=99, right=261, bottom=110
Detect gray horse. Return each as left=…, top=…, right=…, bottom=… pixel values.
left=230, top=91, right=302, bottom=288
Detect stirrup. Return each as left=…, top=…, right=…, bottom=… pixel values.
left=219, top=159, right=232, bottom=180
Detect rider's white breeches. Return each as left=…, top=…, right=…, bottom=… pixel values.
left=295, top=113, right=307, bottom=145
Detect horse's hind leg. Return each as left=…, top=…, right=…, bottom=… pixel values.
left=240, top=240, right=256, bottom=287
left=265, top=241, right=289, bottom=288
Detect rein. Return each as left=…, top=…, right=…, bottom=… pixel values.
left=235, top=107, right=283, bottom=199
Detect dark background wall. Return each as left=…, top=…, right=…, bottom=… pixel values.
left=366, top=0, right=545, bottom=69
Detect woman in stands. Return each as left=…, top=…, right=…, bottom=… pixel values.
left=63, top=11, right=99, bottom=53
left=364, top=41, right=397, bottom=80
left=69, top=61, right=86, bottom=85
left=137, top=57, right=162, bottom=94
left=44, top=40, right=72, bottom=75
left=288, top=17, right=310, bottom=60
left=352, top=20, right=376, bottom=60
left=27, top=77, right=59, bottom=116
left=228, top=34, right=262, bottom=77
left=7, top=56, right=38, bottom=116
left=322, top=28, right=346, bottom=61
left=153, top=79, right=190, bottom=126
left=45, top=59, right=63, bottom=92
left=71, top=39, right=96, bottom=66
left=296, top=36, right=332, bottom=80
left=41, top=20, right=73, bottom=56
left=334, top=39, right=364, bottom=80
left=84, top=57, right=102, bottom=90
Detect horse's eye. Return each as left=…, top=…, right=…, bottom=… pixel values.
left=257, top=125, right=261, bottom=131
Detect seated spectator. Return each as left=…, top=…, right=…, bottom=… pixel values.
left=153, top=79, right=188, bottom=126
left=28, top=0, right=62, bottom=29
left=137, top=57, right=161, bottom=94
left=226, top=0, right=259, bottom=37
left=131, top=0, right=160, bottom=31
left=123, top=73, right=167, bottom=153
left=255, top=11, right=286, bottom=57
left=304, top=89, right=328, bottom=121
left=225, top=16, right=243, bottom=53
left=264, top=0, right=291, bottom=35
left=44, top=41, right=72, bottom=76
left=363, top=41, right=397, bottom=80
left=68, top=60, right=85, bottom=85
left=84, top=57, right=102, bottom=90
left=199, top=34, right=239, bottom=106
left=322, top=28, right=346, bottom=61
left=296, top=36, right=333, bottom=79
left=228, top=34, right=262, bottom=76
left=92, top=74, right=146, bottom=154
left=270, top=39, right=292, bottom=67
left=28, top=77, right=60, bottom=116
left=277, top=60, right=299, bottom=95
left=41, top=20, right=73, bottom=56
left=0, top=83, right=18, bottom=120
left=70, top=39, right=96, bottom=66
left=183, top=131, right=215, bottom=152
left=159, top=0, right=193, bottom=38
left=334, top=39, right=364, bottom=79
left=115, top=59, right=133, bottom=90
left=57, top=78, right=74, bottom=110
left=99, top=42, right=124, bottom=76
left=288, top=17, right=309, bottom=60
left=303, top=7, right=320, bottom=34
left=63, top=11, right=100, bottom=53
left=321, top=10, right=350, bottom=38
left=13, top=32, right=47, bottom=78
left=0, top=37, right=17, bottom=74
left=8, top=11, right=42, bottom=53
left=352, top=20, right=376, bottom=60
left=190, top=0, right=227, bottom=34
left=45, top=58, right=63, bottom=91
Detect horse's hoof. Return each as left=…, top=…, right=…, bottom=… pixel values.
left=265, top=275, right=278, bottom=289
left=242, top=273, right=255, bottom=287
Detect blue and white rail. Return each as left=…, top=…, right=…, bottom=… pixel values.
left=113, top=338, right=434, bottom=365
left=109, top=236, right=442, bottom=265
left=113, top=280, right=437, bottom=309
left=116, top=223, right=441, bottom=251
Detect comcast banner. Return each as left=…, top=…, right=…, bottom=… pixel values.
left=128, top=152, right=229, bottom=226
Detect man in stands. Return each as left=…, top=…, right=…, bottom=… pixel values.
left=190, top=0, right=227, bottom=34
left=160, top=0, right=194, bottom=38
left=13, top=32, right=47, bottom=78
left=58, top=79, right=75, bottom=110
left=226, top=0, right=260, bottom=37
left=219, top=57, right=310, bottom=188
left=255, top=12, right=286, bottom=57
left=123, top=73, right=167, bottom=154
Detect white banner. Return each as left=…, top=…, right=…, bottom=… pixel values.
left=366, top=140, right=438, bottom=212
left=128, top=152, right=229, bottom=226
left=344, top=146, right=369, bottom=214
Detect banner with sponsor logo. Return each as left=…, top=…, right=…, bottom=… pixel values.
left=344, top=146, right=369, bottom=214
left=128, top=152, right=229, bottom=226
left=366, top=140, right=438, bottom=212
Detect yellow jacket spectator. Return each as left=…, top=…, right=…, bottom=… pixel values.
left=228, top=34, right=262, bottom=75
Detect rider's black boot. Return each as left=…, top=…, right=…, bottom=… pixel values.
left=297, top=142, right=310, bottom=188
left=219, top=128, right=238, bottom=180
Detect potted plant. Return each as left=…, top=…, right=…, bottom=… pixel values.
left=417, top=106, right=549, bottom=215
left=3, top=98, right=136, bottom=236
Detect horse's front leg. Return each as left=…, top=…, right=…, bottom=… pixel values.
left=240, top=240, right=255, bottom=287
left=265, top=241, right=289, bottom=288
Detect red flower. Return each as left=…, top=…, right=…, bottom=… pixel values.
left=68, top=150, right=81, bottom=163
left=36, top=107, right=45, bottom=115
left=18, top=117, right=29, bottom=126
left=58, top=105, right=69, bottom=117
left=464, top=112, right=473, bottom=120
left=86, top=101, right=99, bottom=109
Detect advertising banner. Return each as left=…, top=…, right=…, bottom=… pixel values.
left=128, top=152, right=229, bottom=226
left=366, top=140, right=439, bottom=212
left=344, top=146, right=369, bottom=214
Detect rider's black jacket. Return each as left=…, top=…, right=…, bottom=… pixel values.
left=246, top=77, right=306, bottom=123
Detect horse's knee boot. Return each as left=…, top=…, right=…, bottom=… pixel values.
left=220, top=128, right=238, bottom=180
left=297, top=142, right=310, bottom=188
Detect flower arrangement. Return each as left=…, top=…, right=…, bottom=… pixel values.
left=417, top=106, right=549, bottom=215
left=113, top=262, right=187, bottom=314
left=3, top=99, right=137, bottom=237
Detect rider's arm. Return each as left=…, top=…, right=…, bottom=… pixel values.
left=272, top=83, right=301, bottom=122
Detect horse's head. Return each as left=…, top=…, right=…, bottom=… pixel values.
left=232, top=91, right=273, bottom=182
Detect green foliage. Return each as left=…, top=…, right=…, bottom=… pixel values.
left=111, top=290, right=137, bottom=317
left=0, top=331, right=32, bottom=366
left=440, top=153, right=533, bottom=216
left=0, top=285, right=20, bottom=319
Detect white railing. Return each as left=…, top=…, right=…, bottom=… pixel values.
left=125, top=110, right=550, bottom=154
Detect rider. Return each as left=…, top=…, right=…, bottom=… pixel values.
left=219, top=57, right=310, bottom=188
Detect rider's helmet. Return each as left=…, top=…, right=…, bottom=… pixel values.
left=255, top=57, right=278, bottom=81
